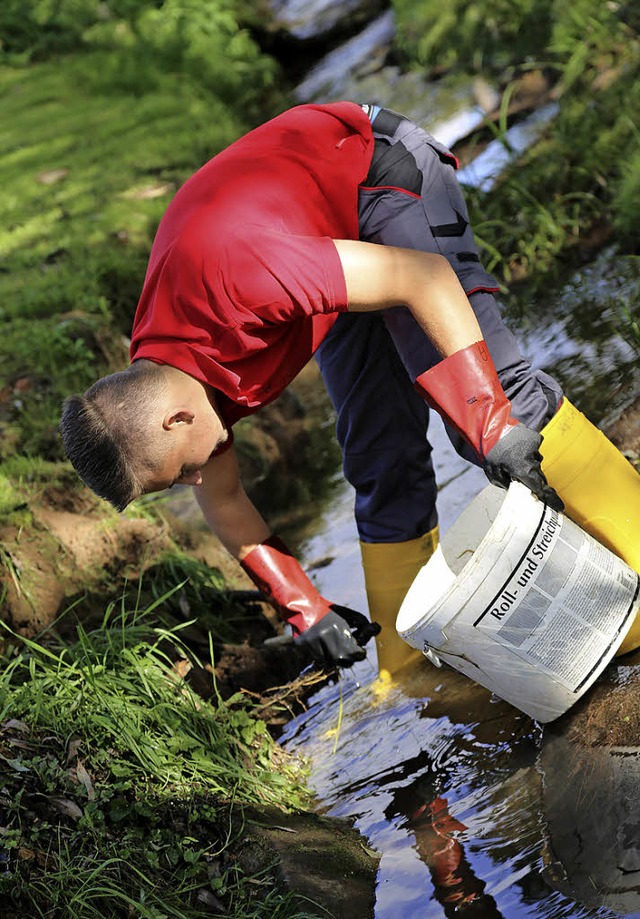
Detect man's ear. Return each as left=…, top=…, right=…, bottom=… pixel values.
left=162, top=408, right=195, bottom=431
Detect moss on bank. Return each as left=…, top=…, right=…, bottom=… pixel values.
left=0, top=55, right=273, bottom=466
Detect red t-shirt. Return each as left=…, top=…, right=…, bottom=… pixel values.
left=130, top=101, right=374, bottom=426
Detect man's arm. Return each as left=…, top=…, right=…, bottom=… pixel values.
left=333, top=240, right=482, bottom=356
left=196, top=443, right=270, bottom=560
left=195, top=444, right=378, bottom=665
left=332, top=240, right=562, bottom=509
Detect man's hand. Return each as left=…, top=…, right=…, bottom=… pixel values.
left=241, top=537, right=379, bottom=668
left=415, top=340, right=563, bottom=510
left=196, top=452, right=379, bottom=668
left=484, top=424, right=563, bottom=511
left=295, top=606, right=380, bottom=667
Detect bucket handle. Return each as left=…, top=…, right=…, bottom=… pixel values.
left=423, top=645, right=442, bottom=668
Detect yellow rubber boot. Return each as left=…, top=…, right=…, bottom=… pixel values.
left=360, top=527, right=439, bottom=680
left=540, top=398, right=640, bottom=654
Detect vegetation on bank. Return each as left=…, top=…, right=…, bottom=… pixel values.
left=394, top=0, right=640, bottom=296
left=0, top=3, right=320, bottom=915
left=1, top=0, right=639, bottom=913
left=0, top=599, right=319, bottom=917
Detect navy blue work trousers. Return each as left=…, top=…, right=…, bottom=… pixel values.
left=314, top=106, right=562, bottom=544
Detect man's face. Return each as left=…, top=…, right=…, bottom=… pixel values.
left=142, top=411, right=228, bottom=495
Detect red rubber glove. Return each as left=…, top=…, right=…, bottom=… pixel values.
left=240, top=536, right=379, bottom=667
left=415, top=340, right=563, bottom=511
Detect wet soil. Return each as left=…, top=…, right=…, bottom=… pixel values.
left=606, top=394, right=640, bottom=460
left=559, top=649, right=640, bottom=748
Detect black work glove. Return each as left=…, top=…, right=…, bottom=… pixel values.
left=483, top=424, right=564, bottom=512
left=294, top=605, right=381, bottom=668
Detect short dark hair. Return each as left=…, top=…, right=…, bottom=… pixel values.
left=60, top=363, right=168, bottom=510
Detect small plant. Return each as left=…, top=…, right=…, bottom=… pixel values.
left=393, top=0, right=553, bottom=74
left=393, top=0, right=640, bottom=286
left=142, top=551, right=262, bottom=645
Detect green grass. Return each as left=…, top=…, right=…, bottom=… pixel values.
left=0, top=60, right=245, bottom=280
left=466, top=60, right=640, bottom=285
left=138, top=550, right=270, bottom=647
left=0, top=600, right=317, bottom=917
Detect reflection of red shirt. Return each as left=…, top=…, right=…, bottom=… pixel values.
left=130, top=102, right=374, bottom=425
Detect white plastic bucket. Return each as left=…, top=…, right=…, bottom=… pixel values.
left=396, top=482, right=640, bottom=723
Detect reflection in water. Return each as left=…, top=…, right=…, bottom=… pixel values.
left=516, top=253, right=639, bottom=423
left=284, top=657, right=572, bottom=917
left=282, top=648, right=639, bottom=917
left=405, top=797, right=503, bottom=917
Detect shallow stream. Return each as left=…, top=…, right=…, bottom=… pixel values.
left=281, top=276, right=638, bottom=918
